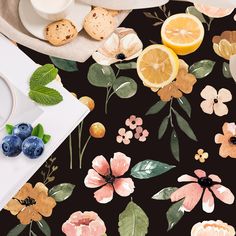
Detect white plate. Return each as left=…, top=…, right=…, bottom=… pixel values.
left=0, top=76, right=15, bottom=130
left=0, top=34, right=89, bottom=210
left=18, top=0, right=91, bottom=40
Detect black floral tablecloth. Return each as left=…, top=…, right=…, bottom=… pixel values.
left=1, top=1, right=236, bottom=236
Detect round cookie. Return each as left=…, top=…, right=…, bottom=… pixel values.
left=84, top=7, right=116, bottom=41
left=45, top=19, right=78, bottom=46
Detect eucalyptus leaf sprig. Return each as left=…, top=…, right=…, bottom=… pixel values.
left=87, top=62, right=138, bottom=114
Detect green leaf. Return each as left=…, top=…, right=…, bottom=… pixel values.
left=50, top=56, right=78, bottom=72
left=29, top=86, right=63, bottom=106
left=158, top=116, right=169, bottom=139
left=7, top=224, right=27, bottom=236
left=170, top=130, right=180, bottom=162
left=186, top=6, right=206, bottom=23
left=166, top=199, right=185, bottom=231
left=131, top=160, right=175, bottom=179
left=43, top=134, right=51, bottom=144
left=189, top=60, right=215, bottom=79
left=5, top=124, right=14, bottom=135
left=172, top=109, right=197, bottom=141
left=152, top=187, right=178, bottom=200
left=146, top=101, right=167, bottom=115
left=113, top=76, right=137, bottom=98
left=222, top=62, right=232, bottom=78
left=118, top=201, right=149, bottom=236
left=30, top=64, right=58, bottom=89
left=37, top=219, right=51, bottom=236
left=87, top=63, right=116, bottom=87
left=48, top=183, right=75, bottom=202
left=177, top=96, right=191, bottom=117
left=32, top=124, right=44, bottom=139
left=115, top=62, right=137, bottom=70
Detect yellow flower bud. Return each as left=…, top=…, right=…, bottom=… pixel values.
left=79, top=96, right=95, bottom=111
left=89, top=122, right=106, bottom=138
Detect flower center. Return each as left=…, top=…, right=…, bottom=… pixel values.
left=105, top=174, right=115, bottom=184
left=230, top=136, right=236, bottom=145
left=198, top=177, right=213, bottom=188
left=20, top=196, right=36, bottom=206
left=214, top=99, right=218, bottom=103
left=116, top=53, right=126, bottom=60
left=75, top=218, right=94, bottom=226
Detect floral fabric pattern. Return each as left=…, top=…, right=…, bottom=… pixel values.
left=1, top=1, right=236, bottom=236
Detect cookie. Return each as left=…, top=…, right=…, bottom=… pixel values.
left=83, top=7, right=116, bottom=41
left=45, top=19, right=78, bottom=46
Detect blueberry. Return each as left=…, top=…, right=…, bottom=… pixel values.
left=22, top=136, right=44, bottom=159
left=1, top=135, right=22, bottom=157
left=13, top=123, right=33, bottom=141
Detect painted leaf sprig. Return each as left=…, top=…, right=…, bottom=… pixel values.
left=87, top=63, right=137, bottom=114
left=152, top=187, right=178, bottom=200
left=48, top=183, right=75, bottom=202
left=118, top=201, right=149, bottom=236
left=50, top=56, right=78, bottom=72
left=189, top=60, right=215, bottom=79
left=37, top=219, right=51, bottom=236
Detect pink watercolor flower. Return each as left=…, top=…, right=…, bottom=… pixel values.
left=62, top=211, right=106, bottom=236
left=170, top=169, right=234, bottom=213
left=125, top=115, right=143, bottom=130
left=116, top=128, right=133, bottom=145
left=84, top=152, right=135, bottom=204
left=134, top=127, right=149, bottom=142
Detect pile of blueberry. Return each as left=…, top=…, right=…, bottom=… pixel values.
left=1, top=123, right=47, bottom=159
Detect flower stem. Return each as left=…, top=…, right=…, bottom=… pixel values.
left=207, top=17, right=214, bottom=31
left=79, top=135, right=92, bottom=169
left=78, top=121, right=83, bottom=168
left=168, top=99, right=174, bottom=128
left=29, top=221, right=33, bottom=236
left=69, top=134, right=73, bottom=170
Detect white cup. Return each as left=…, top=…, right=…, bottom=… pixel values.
left=30, top=0, right=75, bottom=21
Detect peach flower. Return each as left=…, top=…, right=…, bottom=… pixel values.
left=191, top=220, right=235, bottom=236
left=200, top=85, right=232, bottom=116
left=134, top=127, right=149, bottom=142
left=116, top=128, right=133, bottom=145
left=84, top=152, right=135, bottom=204
left=194, top=3, right=234, bottom=18
left=215, top=122, right=236, bottom=158
left=92, top=27, right=143, bottom=66
left=125, top=115, right=143, bottom=130
left=171, top=169, right=234, bottom=213
left=62, top=211, right=106, bottom=236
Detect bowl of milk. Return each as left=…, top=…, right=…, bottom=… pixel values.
left=30, top=0, right=74, bottom=21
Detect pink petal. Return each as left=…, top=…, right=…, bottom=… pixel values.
left=200, top=100, right=214, bottom=114
left=208, top=174, right=222, bottom=183
left=171, top=183, right=203, bottom=212
left=84, top=169, right=106, bottom=188
left=135, top=117, right=143, bottom=126
left=110, top=152, right=131, bottom=177
left=134, top=133, right=140, bottom=139
left=116, top=136, right=123, bottom=143
left=142, top=129, right=149, bottom=137
left=211, top=184, right=235, bottom=205
left=129, top=115, right=136, bottom=121
left=118, top=128, right=126, bottom=136
left=200, top=85, right=217, bottom=100
left=92, top=52, right=118, bottom=66
left=177, top=174, right=198, bottom=182
left=123, top=139, right=131, bottom=145
left=218, top=88, right=232, bottom=103
left=125, top=119, right=131, bottom=126
left=139, top=136, right=146, bottom=142
left=135, top=126, right=143, bottom=134
left=202, top=188, right=215, bottom=213
left=194, top=169, right=207, bottom=178
left=124, top=131, right=133, bottom=139
left=94, top=184, right=114, bottom=204
left=92, top=155, right=110, bottom=176
left=113, top=178, right=135, bottom=197
left=130, top=123, right=136, bottom=130
left=213, top=102, right=228, bottom=116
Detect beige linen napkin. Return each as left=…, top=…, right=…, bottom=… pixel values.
left=0, top=0, right=130, bottom=62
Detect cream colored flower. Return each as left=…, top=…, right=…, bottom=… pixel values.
left=92, top=27, right=143, bottom=66
left=191, top=220, right=235, bottom=236
left=212, top=31, right=236, bottom=60
left=200, top=85, right=232, bottom=116
left=194, top=149, right=209, bottom=163
left=194, top=3, right=234, bottom=18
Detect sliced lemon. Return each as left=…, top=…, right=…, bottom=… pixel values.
left=137, top=44, right=179, bottom=89
left=161, top=13, right=204, bottom=55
